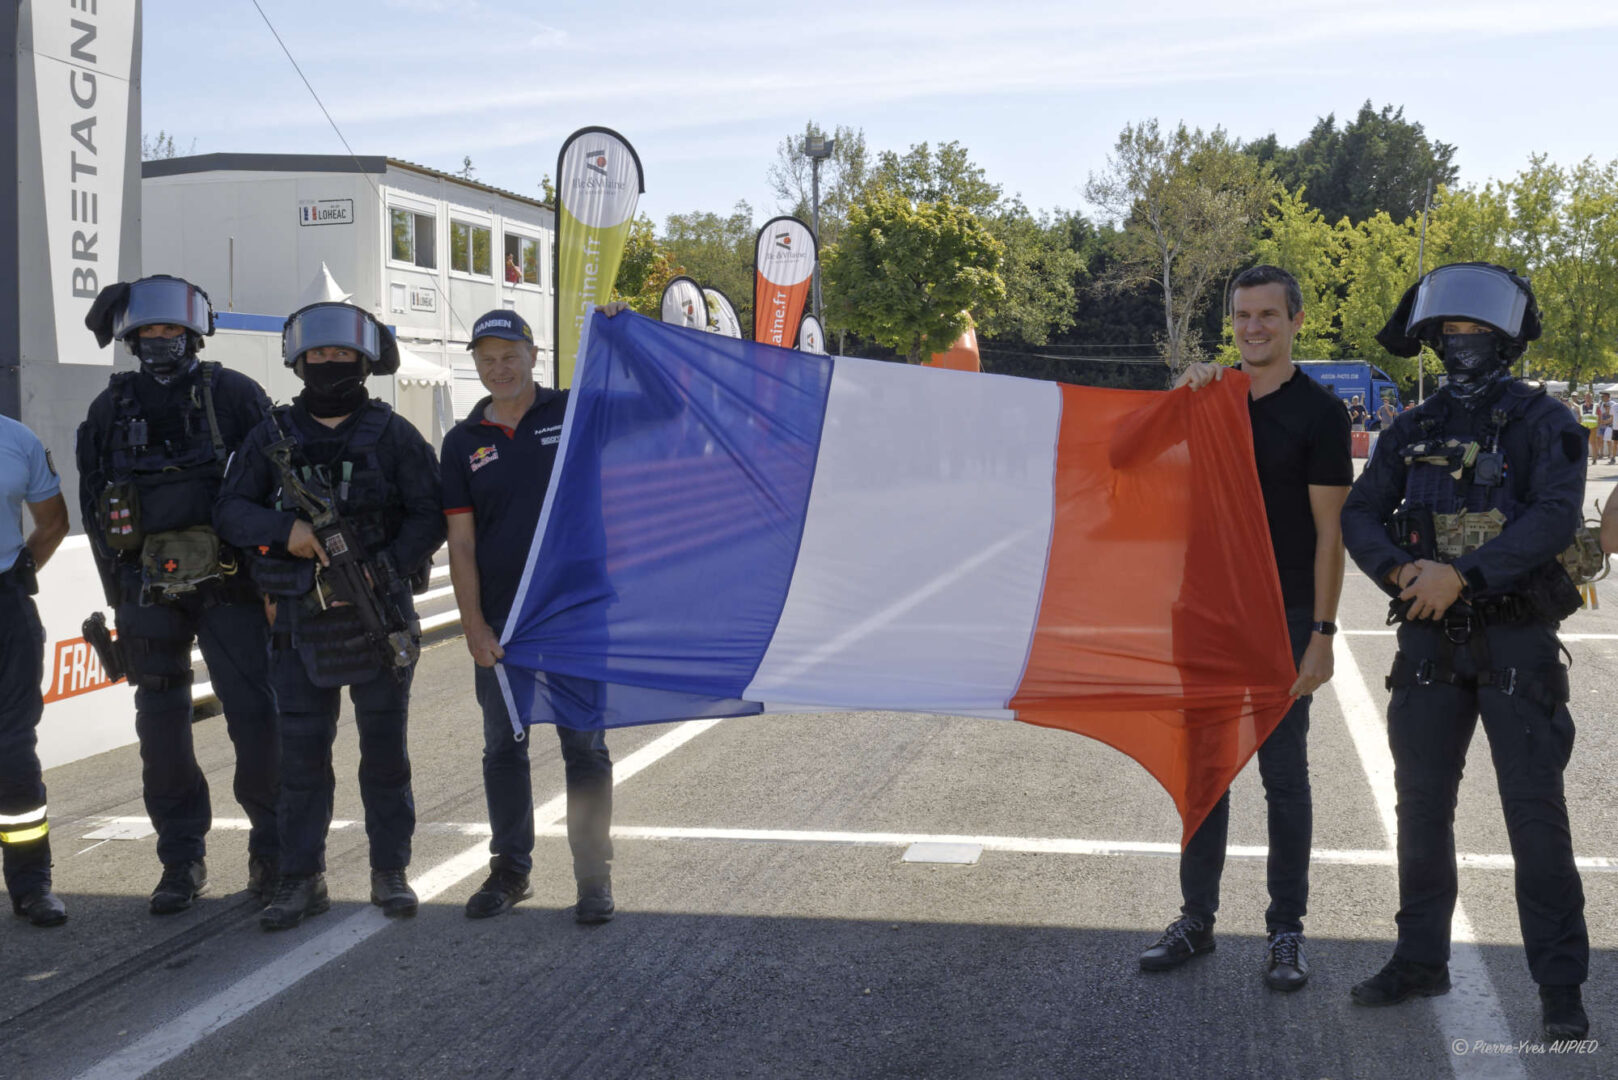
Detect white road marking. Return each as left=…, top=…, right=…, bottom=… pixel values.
left=1331, top=640, right=1525, bottom=1080
left=70, top=718, right=723, bottom=1080
left=73, top=816, right=1618, bottom=872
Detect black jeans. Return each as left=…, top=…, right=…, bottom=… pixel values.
left=474, top=663, right=613, bottom=882
left=1388, top=621, right=1587, bottom=986
left=0, top=584, right=50, bottom=899
left=117, top=572, right=280, bottom=866
left=1179, top=611, right=1314, bottom=934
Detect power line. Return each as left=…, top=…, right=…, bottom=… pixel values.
left=248, top=0, right=472, bottom=341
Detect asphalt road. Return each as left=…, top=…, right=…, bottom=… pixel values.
left=4, top=465, right=1617, bottom=1080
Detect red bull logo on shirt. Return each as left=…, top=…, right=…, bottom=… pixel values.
left=470, top=445, right=499, bottom=473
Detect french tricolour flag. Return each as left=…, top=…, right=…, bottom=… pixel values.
left=498, top=313, right=1296, bottom=839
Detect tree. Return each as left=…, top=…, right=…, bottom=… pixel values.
left=1508, top=157, right=1618, bottom=387
left=1263, top=102, right=1458, bottom=225
left=661, top=201, right=757, bottom=329
left=976, top=199, right=1084, bottom=346
left=767, top=121, right=871, bottom=252
left=871, top=140, right=1002, bottom=215
left=141, top=130, right=193, bottom=160
left=1338, top=210, right=1422, bottom=377
left=539, top=173, right=556, bottom=205
left=613, top=214, right=685, bottom=316
left=823, top=192, right=1005, bottom=363
left=1086, top=120, right=1277, bottom=366
left=1249, top=187, right=1347, bottom=359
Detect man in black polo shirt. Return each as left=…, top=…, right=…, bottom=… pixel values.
left=1137, top=265, right=1352, bottom=991
left=442, top=309, right=615, bottom=923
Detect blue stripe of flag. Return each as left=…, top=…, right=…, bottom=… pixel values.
left=498, top=312, right=834, bottom=722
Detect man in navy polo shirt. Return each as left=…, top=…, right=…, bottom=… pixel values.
left=442, top=309, right=615, bottom=923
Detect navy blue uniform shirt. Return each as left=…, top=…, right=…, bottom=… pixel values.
left=1342, top=381, right=1586, bottom=596
left=441, top=390, right=567, bottom=628
left=214, top=399, right=444, bottom=576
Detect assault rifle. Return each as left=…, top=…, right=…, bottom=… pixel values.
left=263, top=434, right=419, bottom=673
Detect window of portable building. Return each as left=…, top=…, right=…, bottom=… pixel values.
left=390, top=207, right=437, bottom=269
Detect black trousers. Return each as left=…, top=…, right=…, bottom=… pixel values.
left=1388, top=621, right=1587, bottom=986
left=0, top=584, right=50, bottom=899
left=116, top=570, right=280, bottom=866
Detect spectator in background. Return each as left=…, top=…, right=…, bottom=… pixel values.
left=1598, top=391, right=1614, bottom=465
left=1375, top=392, right=1398, bottom=431
left=1347, top=395, right=1368, bottom=431
left=505, top=254, right=523, bottom=284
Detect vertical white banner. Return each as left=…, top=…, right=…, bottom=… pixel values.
left=659, top=275, right=708, bottom=329
left=31, top=1, right=137, bottom=367
left=703, top=287, right=742, bottom=338
left=796, top=313, right=826, bottom=354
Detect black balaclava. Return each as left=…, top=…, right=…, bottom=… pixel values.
left=1438, top=331, right=1508, bottom=408
left=298, top=358, right=368, bottom=418
left=132, top=333, right=198, bottom=384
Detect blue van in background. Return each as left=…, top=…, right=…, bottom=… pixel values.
left=1297, top=361, right=1402, bottom=425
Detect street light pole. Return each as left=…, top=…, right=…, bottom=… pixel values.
left=1416, top=176, right=1434, bottom=402
left=804, top=134, right=835, bottom=320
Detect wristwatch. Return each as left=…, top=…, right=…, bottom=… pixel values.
left=1310, top=621, right=1337, bottom=636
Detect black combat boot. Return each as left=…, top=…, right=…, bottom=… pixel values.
left=575, top=877, right=615, bottom=924
left=13, top=888, right=67, bottom=927
left=370, top=868, right=418, bottom=918
left=150, top=860, right=208, bottom=915
left=1540, top=985, right=1589, bottom=1042
left=1350, top=957, right=1451, bottom=1006
left=260, top=873, right=329, bottom=931
left=465, top=868, right=532, bottom=919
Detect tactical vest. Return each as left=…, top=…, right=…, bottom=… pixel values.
left=1398, top=386, right=1532, bottom=526
left=101, top=362, right=228, bottom=536
left=254, top=401, right=417, bottom=686
left=274, top=400, right=402, bottom=554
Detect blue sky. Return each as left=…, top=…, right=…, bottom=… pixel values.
left=144, top=0, right=1618, bottom=227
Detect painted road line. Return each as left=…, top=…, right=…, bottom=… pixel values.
left=70, top=718, right=723, bottom=1080
left=1332, top=640, right=1525, bottom=1080
left=73, top=816, right=1618, bottom=872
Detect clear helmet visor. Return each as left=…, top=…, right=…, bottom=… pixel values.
left=283, top=303, right=383, bottom=367
left=113, top=277, right=213, bottom=339
left=1406, top=264, right=1529, bottom=339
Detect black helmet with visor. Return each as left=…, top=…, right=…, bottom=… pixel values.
left=281, top=302, right=399, bottom=374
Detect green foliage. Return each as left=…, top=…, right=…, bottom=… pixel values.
left=1505, top=157, right=1618, bottom=386
left=977, top=200, right=1085, bottom=346
left=613, top=214, right=685, bottom=317
left=1258, top=101, right=1458, bottom=225
left=823, top=192, right=1005, bottom=363
left=1086, top=119, right=1278, bottom=365
left=661, top=201, right=757, bottom=330
left=1251, top=187, right=1345, bottom=359
left=871, top=141, right=1003, bottom=216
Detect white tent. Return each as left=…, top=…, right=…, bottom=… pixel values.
left=296, top=261, right=352, bottom=307
left=393, top=345, right=453, bottom=446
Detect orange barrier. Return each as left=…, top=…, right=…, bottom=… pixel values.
left=926, top=323, right=981, bottom=372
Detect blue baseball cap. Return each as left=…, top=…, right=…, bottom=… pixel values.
left=467, top=309, right=534, bottom=348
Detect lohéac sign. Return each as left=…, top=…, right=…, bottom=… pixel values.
left=299, top=198, right=354, bottom=226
